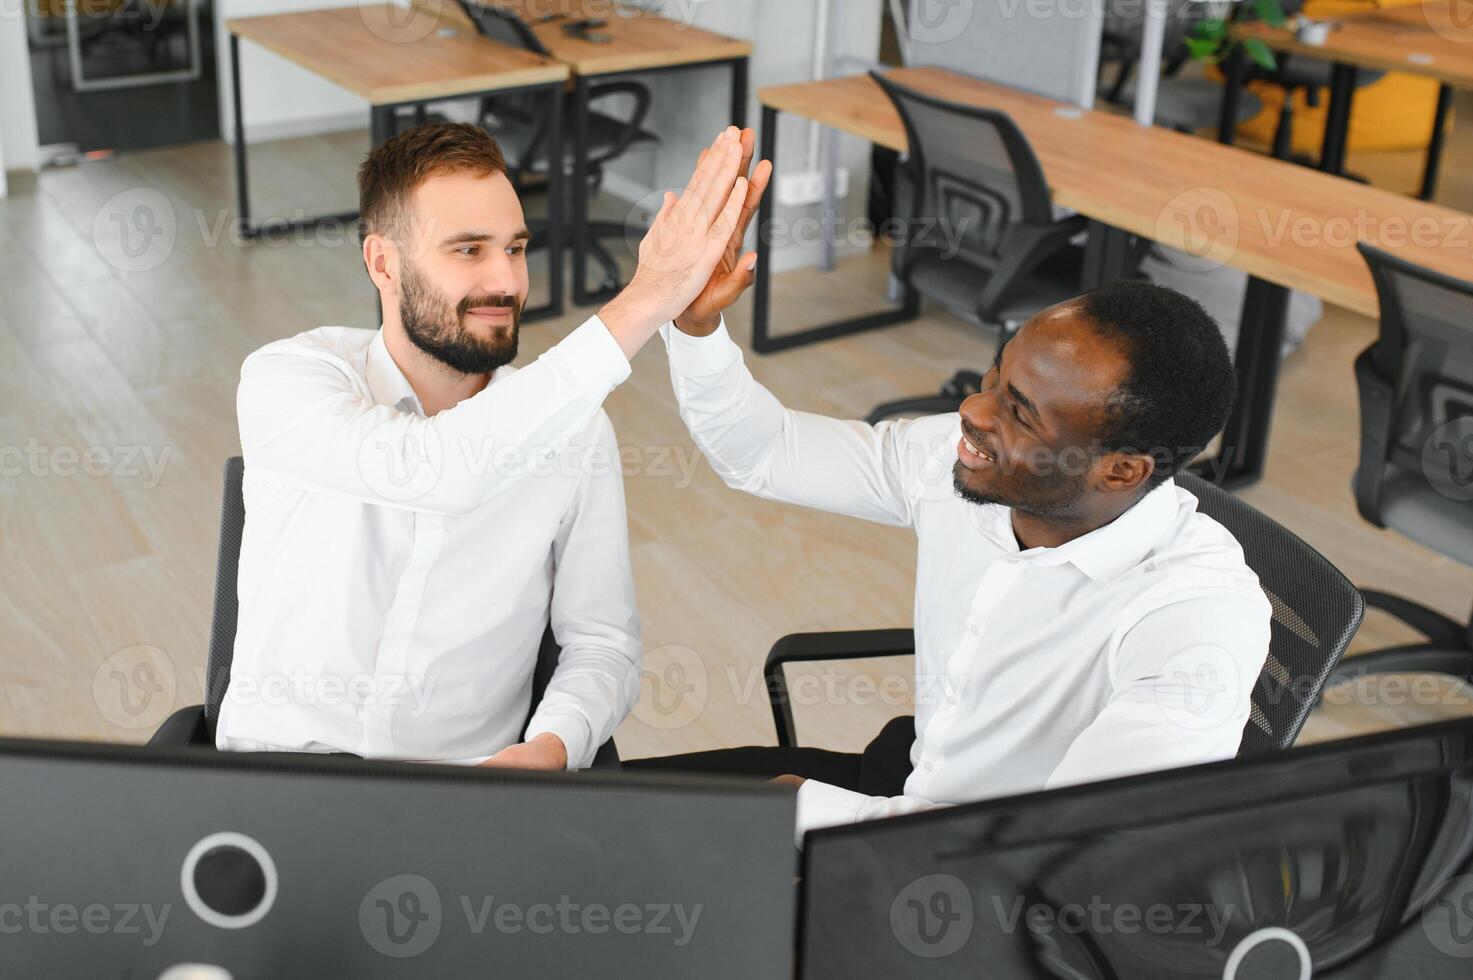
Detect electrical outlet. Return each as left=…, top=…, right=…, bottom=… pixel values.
left=775, top=167, right=850, bottom=208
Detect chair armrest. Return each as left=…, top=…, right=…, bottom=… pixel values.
left=148, top=705, right=210, bottom=747
left=1352, top=343, right=1396, bottom=526
left=764, top=629, right=915, bottom=748
left=583, top=80, right=655, bottom=169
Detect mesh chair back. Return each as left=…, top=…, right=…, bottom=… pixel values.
left=1357, top=243, right=1473, bottom=492
left=1175, top=474, right=1364, bottom=755
left=873, top=71, right=1053, bottom=273
left=203, top=457, right=246, bottom=732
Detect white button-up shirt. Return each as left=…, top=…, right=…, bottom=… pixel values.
left=217, top=315, right=642, bottom=768
left=661, top=321, right=1272, bottom=842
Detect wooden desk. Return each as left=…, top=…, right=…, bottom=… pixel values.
left=755, top=67, right=1473, bottom=485
left=226, top=4, right=570, bottom=316
left=1228, top=1, right=1473, bottom=198
left=419, top=0, right=753, bottom=304
left=431, top=0, right=752, bottom=76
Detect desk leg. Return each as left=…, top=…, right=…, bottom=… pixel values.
left=1081, top=220, right=1134, bottom=288
left=543, top=82, right=564, bottom=321
left=230, top=33, right=251, bottom=233
left=1319, top=63, right=1357, bottom=176
left=731, top=57, right=749, bottom=129
left=752, top=105, right=778, bottom=352
left=571, top=74, right=593, bottom=306
left=1191, top=276, right=1289, bottom=489
left=523, top=83, right=564, bottom=323
left=1419, top=83, right=1453, bottom=202
left=1217, top=43, right=1244, bottom=145
left=230, top=33, right=359, bottom=241
left=750, top=106, right=919, bottom=355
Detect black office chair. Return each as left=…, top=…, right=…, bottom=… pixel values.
left=864, top=70, right=1121, bottom=423
left=763, top=473, right=1364, bottom=759
left=1098, top=0, right=1265, bottom=135
left=452, top=0, right=660, bottom=295
left=1323, top=244, right=1473, bottom=691
left=149, top=457, right=620, bottom=767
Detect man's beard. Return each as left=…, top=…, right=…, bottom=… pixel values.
left=399, top=261, right=522, bottom=375
left=952, top=459, right=1089, bottom=519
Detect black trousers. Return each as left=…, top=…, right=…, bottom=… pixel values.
left=625, top=715, right=916, bottom=797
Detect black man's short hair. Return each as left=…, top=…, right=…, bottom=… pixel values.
left=1080, top=280, right=1236, bottom=490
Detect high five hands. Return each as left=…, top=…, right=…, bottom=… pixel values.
left=598, top=125, right=772, bottom=357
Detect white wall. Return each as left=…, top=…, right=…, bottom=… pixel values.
left=602, top=0, right=885, bottom=275
left=217, top=0, right=372, bottom=143
left=0, top=5, right=41, bottom=179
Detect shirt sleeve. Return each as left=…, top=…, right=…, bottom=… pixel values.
left=237, top=316, right=630, bottom=516
left=1045, top=590, right=1273, bottom=790
left=794, top=780, right=944, bottom=849
left=523, top=411, right=643, bottom=770
left=660, top=319, right=930, bottom=528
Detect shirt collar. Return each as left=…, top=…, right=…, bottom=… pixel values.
left=365, top=328, right=425, bottom=416
left=968, top=478, right=1180, bottom=582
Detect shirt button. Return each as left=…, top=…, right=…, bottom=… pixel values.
left=923, top=761, right=935, bottom=772
left=967, top=623, right=979, bottom=636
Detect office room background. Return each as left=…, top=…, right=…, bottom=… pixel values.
left=3, top=0, right=1473, bottom=977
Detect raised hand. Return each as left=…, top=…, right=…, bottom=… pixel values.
left=598, top=127, right=750, bottom=359
left=675, top=127, right=772, bottom=337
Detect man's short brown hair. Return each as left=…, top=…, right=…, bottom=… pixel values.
left=357, top=122, right=507, bottom=245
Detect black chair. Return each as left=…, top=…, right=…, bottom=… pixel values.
left=1324, top=244, right=1473, bottom=690
left=453, top=0, right=660, bottom=295
left=864, top=70, right=1122, bottom=423
left=150, top=457, right=620, bottom=767
left=763, top=473, right=1364, bottom=759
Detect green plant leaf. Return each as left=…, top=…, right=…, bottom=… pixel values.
left=1243, top=37, right=1278, bottom=70
left=1253, top=0, right=1289, bottom=28
left=1185, top=37, right=1222, bottom=61
left=1195, top=17, right=1229, bottom=41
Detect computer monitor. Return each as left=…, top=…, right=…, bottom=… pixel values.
left=799, top=717, right=1473, bottom=979
left=0, top=738, right=796, bottom=977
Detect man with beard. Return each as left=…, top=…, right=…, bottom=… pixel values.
left=217, top=122, right=770, bottom=766
left=628, top=278, right=1272, bottom=845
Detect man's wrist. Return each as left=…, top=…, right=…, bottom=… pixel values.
left=598, top=277, right=672, bottom=360
left=674, top=311, right=722, bottom=337
left=530, top=732, right=568, bottom=769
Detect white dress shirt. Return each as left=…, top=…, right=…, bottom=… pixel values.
left=661, top=320, right=1272, bottom=843
left=217, top=315, right=642, bottom=768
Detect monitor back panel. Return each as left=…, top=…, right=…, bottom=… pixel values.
left=0, top=745, right=796, bottom=978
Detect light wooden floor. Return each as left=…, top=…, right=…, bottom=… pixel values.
left=1, top=100, right=1471, bottom=759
